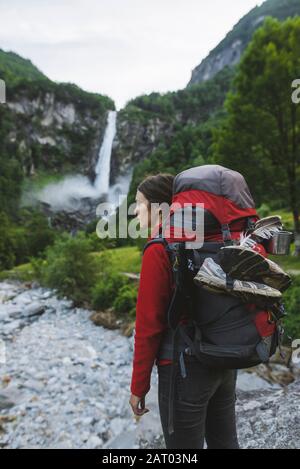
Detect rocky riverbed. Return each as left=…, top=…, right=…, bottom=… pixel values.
left=0, top=280, right=299, bottom=449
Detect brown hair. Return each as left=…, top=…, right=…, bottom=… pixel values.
left=137, top=173, right=174, bottom=207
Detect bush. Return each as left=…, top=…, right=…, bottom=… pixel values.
left=283, top=276, right=300, bottom=343
left=11, top=210, right=56, bottom=264
left=0, top=211, right=15, bottom=270
left=34, top=232, right=97, bottom=305
left=91, top=272, right=129, bottom=310
left=113, top=284, right=137, bottom=319
left=0, top=209, right=57, bottom=271
left=257, top=203, right=271, bottom=218
left=22, top=210, right=56, bottom=258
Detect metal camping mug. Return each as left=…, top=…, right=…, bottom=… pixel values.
left=265, top=231, right=293, bottom=255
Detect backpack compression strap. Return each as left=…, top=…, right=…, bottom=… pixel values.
left=221, top=216, right=258, bottom=246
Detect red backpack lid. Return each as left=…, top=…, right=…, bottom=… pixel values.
left=171, top=164, right=258, bottom=225
left=158, top=165, right=259, bottom=243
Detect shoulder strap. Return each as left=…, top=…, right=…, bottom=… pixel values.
left=142, top=237, right=168, bottom=255
left=142, top=235, right=189, bottom=328
left=142, top=233, right=178, bottom=269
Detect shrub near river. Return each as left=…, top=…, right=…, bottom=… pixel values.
left=283, top=275, right=300, bottom=343
left=31, top=232, right=138, bottom=322
left=31, top=232, right=99, bottom=306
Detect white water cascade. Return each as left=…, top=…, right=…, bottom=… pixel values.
left=94, top=110, right=117, bottom=195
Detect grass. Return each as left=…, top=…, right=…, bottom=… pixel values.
left=0, top=263, right=36, bottom=282
left=92, top=246, right=142, bottom=276
left=270, top=250, right=300, bottom=273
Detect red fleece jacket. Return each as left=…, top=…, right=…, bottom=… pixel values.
left=130, top=224, right=268, bottom=398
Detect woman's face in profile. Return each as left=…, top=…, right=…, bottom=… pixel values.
left=134, top=190, right=150, bottom=230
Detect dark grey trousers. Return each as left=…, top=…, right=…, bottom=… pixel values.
left=157, top=355, right=239, bottom=449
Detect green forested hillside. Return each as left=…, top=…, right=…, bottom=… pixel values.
left=125, top=66, right=235, bottom=122
left=0, top=48, right=48, bottom=84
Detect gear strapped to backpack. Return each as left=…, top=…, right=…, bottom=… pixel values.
left=142, top=165, right=288, bottom=436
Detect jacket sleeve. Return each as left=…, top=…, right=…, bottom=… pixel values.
left=130, top=242, right=174, bottom=398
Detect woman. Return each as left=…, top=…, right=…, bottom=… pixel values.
left=128, top=173, right=243, bottom=449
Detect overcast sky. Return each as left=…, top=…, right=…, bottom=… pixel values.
left=0, top=0, right=264, bottom=110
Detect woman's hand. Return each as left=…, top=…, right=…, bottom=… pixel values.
left=129, top=393, right=149, bottom=417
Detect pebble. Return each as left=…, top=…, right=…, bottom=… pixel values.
left=0, top=280, right=140, bottom=449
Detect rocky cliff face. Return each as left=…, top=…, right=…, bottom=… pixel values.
left=187, top=0, right=300, bottom=86
left=109, top=111, right=176, bottom=185
left=188, top=41, right=242, bottom=86
left=5, top=88, right=109, bottom=178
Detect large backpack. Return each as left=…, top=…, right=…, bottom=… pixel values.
left=142, top=165, right=286, bottom=435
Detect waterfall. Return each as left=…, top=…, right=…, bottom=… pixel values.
left=94, top=110, right=117, bottom=195
left=107, top=168, right=133, bottom=208
left=22, top=108, right=134, bottom=222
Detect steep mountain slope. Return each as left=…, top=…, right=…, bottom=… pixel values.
left=187, top=0, right=300, bottom=86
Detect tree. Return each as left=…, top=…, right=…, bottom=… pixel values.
left=213, top=17, right=300, bottom=254
left=0, top=211, right=15, bottom=270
